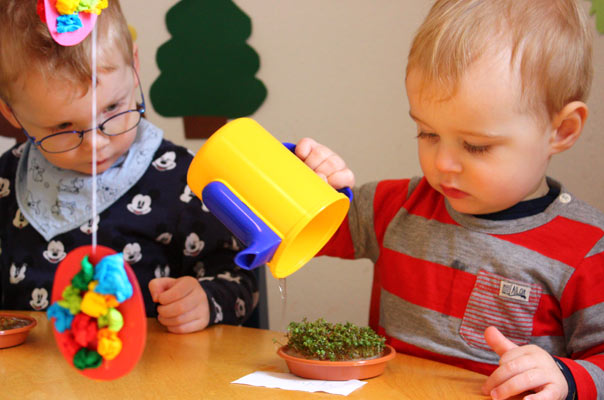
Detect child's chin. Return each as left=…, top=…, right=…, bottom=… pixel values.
left=448, top=200, right=489, bottom=216
left=94, top=165, right=111, bottom=174
left=78, top=165, right=110, bottom=175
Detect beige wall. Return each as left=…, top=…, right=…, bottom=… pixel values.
left=0, top=1, right=597, bottom=330
left=123, top=1, right=604, bottom=330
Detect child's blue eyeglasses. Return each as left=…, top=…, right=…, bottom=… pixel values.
left=9, top=68, right=145, bottom=154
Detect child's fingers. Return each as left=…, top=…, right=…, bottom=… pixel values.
left=157, top=289, right=210, bottom=333
left=157, top=303, right=198, bottom=326
left=326, top=168, right=355, bottom=189
left=524, top=385, right=563, bottom=400
left=297, top=142, right=335, bottom=171
left=295, top=138, right=354, bottom=188
left=294, top=137, right=318, bottom=160
left=158, top=298, right=210, bottom=333
left=148, top=277, right=176, bottom=302
left=486, top=368, right=550, bottom=400
left=313, top=154, right=346, bottom=179
left=482, top=353, right=535, bottom=395
left=156, top=289, right=201, bottom=319
left=154, top=276, right=198, bottom=305
left=484, top=326, right=518, bottom=357
left=162, top=318, right=208, bottom=334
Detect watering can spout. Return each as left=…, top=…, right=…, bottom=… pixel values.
left=202, top=181, right=281, bottom=270
left=234, top=244, right=279, bottom=271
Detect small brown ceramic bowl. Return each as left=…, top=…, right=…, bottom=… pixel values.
left=277, top=344, right=396, bottom=380
left=0, top=313, right=37, bottom=349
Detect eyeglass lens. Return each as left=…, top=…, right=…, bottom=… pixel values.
left=40, top=110, right=142, bottom=153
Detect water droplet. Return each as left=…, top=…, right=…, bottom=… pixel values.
left=278, top=278, right=287, bottom=300
left=278, top=278, right=287, bottom=332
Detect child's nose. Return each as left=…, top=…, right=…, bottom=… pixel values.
left=434, top=145, right=462, bottom=173
left=81, top=128, right=110, bottom=151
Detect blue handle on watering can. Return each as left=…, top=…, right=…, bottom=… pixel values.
left=202, top=181, right=281, bottom=270
left=282, top=142, right=353, bottom=201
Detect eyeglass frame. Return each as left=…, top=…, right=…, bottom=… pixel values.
left=7, top=67, right=146, bottom=154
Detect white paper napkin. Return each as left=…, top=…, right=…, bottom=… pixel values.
left=232, top=371, right=367, bottom=396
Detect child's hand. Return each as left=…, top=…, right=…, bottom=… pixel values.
left=482, top=326, right=568, bottom=400
left=295, top=138, right=355, bottom=189
left=148, top=276, right=210, bottom=334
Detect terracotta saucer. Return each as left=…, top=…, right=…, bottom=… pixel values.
left=277, top=344, right=396, bottom=380
left=0, top=313, right=37, bottom=349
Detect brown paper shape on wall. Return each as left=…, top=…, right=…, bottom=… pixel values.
left=0, top=113, right=25, bottom=143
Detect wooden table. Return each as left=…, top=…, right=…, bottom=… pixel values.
left=0, top=311, right=498, bottom=399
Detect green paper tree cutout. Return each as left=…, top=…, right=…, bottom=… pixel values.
left=590, top=0, right=604, bottom=33
left=150, top=0, right=267, bottom=139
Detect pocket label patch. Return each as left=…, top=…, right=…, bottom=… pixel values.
left=499, top=281, right=531, bottom=302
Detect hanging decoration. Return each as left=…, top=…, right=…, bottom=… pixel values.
left=37, top=0, right=147, bottom=380
left=38, top=0, right=108, bottom=46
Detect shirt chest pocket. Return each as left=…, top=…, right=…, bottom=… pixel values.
left=460, top=270, right=543, bottom=351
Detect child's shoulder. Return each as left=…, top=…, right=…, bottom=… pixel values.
left=560, top=191, right=604, bottom=230
left=142, top=139, right=196, bottom=185
left=548, top=183, right=604, bottom=255
left=359, top=177, right=419, bottom=196
left=366, top=176, right=434, bottom=206
left=152, top=138, right=195, bottom=161
left=353, top=177, right=428, bottom=225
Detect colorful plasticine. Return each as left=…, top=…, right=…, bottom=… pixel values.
left=47, top=252, right=133, bottom=370
left=38, top=0, right=109, bottom=46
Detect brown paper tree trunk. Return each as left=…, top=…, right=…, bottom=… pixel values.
left=183, top=115, right=227, bottom=139
left=0, top=113, right=25, bottom=143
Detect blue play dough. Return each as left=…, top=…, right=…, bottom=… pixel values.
left=93, top=253, right=133, bottom=303
left=56, top=13, right=83, bottom=33
left=46, top=303, right=74, bottom=332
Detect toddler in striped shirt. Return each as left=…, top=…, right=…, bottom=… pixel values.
left=297, top=1, right=604, bottom=399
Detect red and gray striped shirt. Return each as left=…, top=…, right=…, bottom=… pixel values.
left=321, top=177, right=604, bottom=398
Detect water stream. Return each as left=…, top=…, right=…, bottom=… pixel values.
left=278, top=278, right=287, bottom=332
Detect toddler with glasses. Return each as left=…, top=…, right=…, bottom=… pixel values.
left=297, top=0, right=604, bottom=398
left=0, top=0, right=257, bottom=333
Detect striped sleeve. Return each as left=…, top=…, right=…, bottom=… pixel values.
left=317, top=182, right=381, bottom=259
left=559, top=238, right=604, bottom=398
left=319, top=179, right=412, bottom=261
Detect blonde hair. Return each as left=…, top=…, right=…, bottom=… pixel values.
left=407, top=0, right=593, bottom=120
left=0, top=0, right=133, bottom=103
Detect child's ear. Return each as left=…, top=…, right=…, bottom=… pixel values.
left=132, top=43, right=140, bottom=77
left=0, top=99, right=21, bottom=129
left=549, top=101, right=588, bottom=155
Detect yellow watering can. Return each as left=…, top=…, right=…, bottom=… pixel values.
left=187, top=118, right=352, bottom=279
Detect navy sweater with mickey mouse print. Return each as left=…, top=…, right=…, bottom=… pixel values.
left=0, top=120, right=257, bottom=326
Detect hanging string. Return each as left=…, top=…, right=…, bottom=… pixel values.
left=90, top=24, right=98, bottom=251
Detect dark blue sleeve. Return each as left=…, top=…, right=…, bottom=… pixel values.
left=173, top=194, right=258, bottom=326
left=0, top=143, right=22, bottom=310
left=166, top=143, right=258, bottom=326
